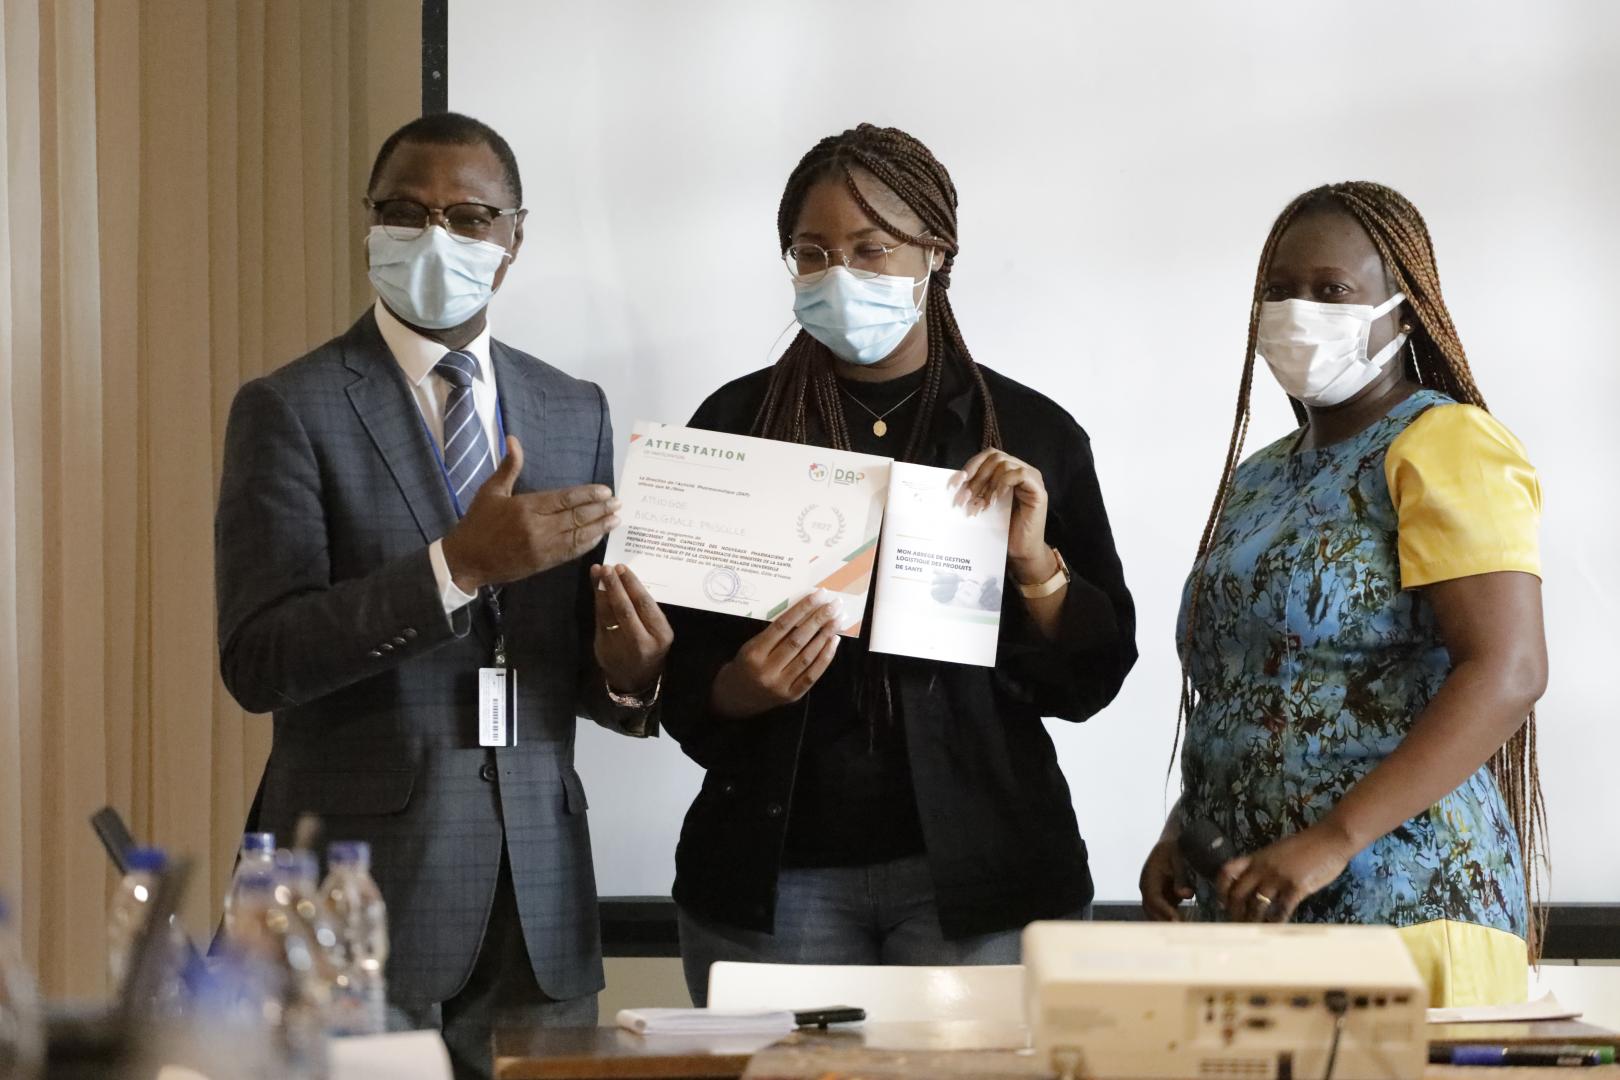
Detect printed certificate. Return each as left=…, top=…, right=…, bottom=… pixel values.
left=869, top=462, right=1012, bottom=667
left=604, top=423, right=890, bottom=633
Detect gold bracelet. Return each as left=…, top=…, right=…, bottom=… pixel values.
left=1015, top=547, right=1071, bottom=599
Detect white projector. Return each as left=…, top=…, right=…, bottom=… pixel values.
left=1023, top=921, right=1426, bottom=1080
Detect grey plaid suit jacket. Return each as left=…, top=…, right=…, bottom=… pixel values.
left=216, top=309, right=632, bottom=1006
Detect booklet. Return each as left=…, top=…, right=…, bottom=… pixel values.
left=868, top=462, right=1011, bottom=668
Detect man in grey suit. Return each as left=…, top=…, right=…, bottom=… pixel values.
left=215, top=113, right=673, bottom=1079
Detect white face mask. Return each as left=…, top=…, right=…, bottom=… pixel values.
left=792, top=266, right=928, bottom=366
left=1256, top=292, right=1408, bottom=407
left=366, top=225, right=510, bottom=330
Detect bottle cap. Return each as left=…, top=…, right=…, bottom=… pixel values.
left=241, top=832, right=276, bottom=854
left=327, top=840, right=372, bottom=868
left=127, top=847, right=168, bottom=873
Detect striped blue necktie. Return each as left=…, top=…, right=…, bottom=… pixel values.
left=433, top=349, right=495, bottom=514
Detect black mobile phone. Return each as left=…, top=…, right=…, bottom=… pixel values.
left=793, top=1006, right=866, bottom=1029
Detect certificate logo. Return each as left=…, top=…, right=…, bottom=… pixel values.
left=807, top=463, right=865, bottom=487
left=796, top=503, right=847, bottom=548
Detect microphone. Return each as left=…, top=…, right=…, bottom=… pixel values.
left=1178, top=818, right=1236, bottom=881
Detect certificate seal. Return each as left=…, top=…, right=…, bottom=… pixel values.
left=703, top=566, right=745, bottom=604
left=795, top=503, right=846, bottom=549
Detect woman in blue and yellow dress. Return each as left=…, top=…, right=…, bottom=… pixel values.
left=1140, top=181, right=1547, bottom=1007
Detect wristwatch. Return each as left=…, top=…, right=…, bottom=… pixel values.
left=1015, top=547, right=1071, bottom=599
left=605, top=673, right=662, bottom=709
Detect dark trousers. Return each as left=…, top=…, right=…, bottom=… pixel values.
left=398, top=846, right=596, bottom=1080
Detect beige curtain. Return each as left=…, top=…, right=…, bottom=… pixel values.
left=1, top=0, right=417, bottom=997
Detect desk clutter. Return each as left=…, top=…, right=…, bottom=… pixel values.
left=0, top=808, right=451, bottom=1080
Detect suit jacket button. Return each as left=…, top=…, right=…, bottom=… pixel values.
left=391, top=636, right=407, bottom=647
left=765, top=802, right=783, bottom=818
left=721, top=781, right=736, bottom=796
left=480, top=763, right=498, bottom=783
left=403, top=628, right=417, bottom=640
left=379, top=642, right=394, bottom=654
left=367, top=650, right=382, bottom=659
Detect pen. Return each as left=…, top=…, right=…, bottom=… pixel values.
left=1429, top=1044, right=1616, bottom=1067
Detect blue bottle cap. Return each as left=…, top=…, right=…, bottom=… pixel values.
left=127, top=847, right=168, bottom=873
left=241, top=832, right=276, bottom=854
left=327, top=840, right=371, bottom=867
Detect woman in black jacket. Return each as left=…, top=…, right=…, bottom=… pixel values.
left=663, top=123, right=1136, bottom=1004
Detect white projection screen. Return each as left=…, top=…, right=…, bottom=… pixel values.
left=449, top=1, right=1620, bottom=903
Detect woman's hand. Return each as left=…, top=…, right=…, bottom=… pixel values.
left=709, top=590, right=846, bottom=719
left=1215, top=824, right=1357, bottom=923
left=952, top=450, right=1054, bottom=582
left=1140, top=838, right=1194, bottom=921
left=592, top=564, right=674, bottom=694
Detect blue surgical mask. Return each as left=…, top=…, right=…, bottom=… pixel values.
left=366, top=225, right=509, bottom=330
left=792, top=266, right=929, bottom=365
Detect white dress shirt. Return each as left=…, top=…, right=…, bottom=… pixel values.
left=373, top=299, right=500, bottom=616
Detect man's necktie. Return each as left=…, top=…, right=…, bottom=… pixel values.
left=433, top=349, right=496, bottom=512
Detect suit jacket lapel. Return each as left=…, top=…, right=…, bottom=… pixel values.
left=341, top=311, right=459, bottom=545
left=491, top=339, right=548, bottom=494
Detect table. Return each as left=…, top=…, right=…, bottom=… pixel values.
left=494, top=1020, right=1620, bottom=1080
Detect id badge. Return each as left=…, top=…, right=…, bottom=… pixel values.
left=478, top=667, right=518, bottom=747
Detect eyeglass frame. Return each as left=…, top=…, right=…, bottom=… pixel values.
left=363, top=197, right=525, bottom=244
left=781, top=237, right=938, bottom=283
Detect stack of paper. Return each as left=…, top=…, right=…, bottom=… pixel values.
left=1426, top=992, right=1579, bottom=1024
left=616, top=1007, right=798, bottom=1036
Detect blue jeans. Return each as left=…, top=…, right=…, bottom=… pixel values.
left=677, top=854, right=1089, bottom=1005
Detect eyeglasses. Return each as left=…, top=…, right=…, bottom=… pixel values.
left=782, top=239, right=932, bottom=284
left=365, top=198, right=523, bottom=244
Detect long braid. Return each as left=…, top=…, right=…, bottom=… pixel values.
left=1178, top=181, right=1547, bottom=952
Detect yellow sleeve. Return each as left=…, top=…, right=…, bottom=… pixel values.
left=1383, top=404, right=1542, bottom=589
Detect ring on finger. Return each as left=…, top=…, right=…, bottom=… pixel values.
left=605, top=623, right=621, bottom=631
left=1254, top=893, right=1272, bottom=908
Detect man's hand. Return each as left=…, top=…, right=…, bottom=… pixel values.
left=709, top=590, right=846, bottom=719
left=442, top=436, right=621, bottom=592
left=593, top=563, right=673, bottom=694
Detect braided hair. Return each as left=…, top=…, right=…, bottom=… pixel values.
left=752, top=122, right=1002, bottom=457
left=757, top=123, right=1003, bottom=734
left=1177, top=181, right=1546, bottom=943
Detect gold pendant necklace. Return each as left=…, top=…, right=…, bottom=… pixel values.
left=842, top=385, right=921, bottom=439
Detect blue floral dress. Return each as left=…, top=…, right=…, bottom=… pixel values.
left=1176, top=389, right=1527, bottom=941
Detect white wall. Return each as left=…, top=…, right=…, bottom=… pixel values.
left=451, top=1, right=1620, bottom=902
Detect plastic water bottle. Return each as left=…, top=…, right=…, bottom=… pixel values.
left=273, top=851, right=342, bottom=1017
left=107, top=846, right=168, bottom=991
left=224, top=869, right=329, bottom=1080
left=320, top=841, right=389, bottom=1035
left=0, top=897, right=42, bottom=1080
left=223, top=832, right=276, bottom=936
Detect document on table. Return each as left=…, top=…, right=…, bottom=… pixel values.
left=1426, top=993, right=1580, bottom=1024
left=616, top=1007, right=797, bottom=1036
left=603, top=422, right=890, bottom=633
left=868, top=462, right=1012, bottom=668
